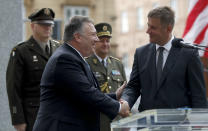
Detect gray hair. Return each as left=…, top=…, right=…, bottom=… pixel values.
left=63, top=16, right=94, bottom=42
left=148, top=6, right=175, bottom=27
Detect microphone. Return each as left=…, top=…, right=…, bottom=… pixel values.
left=172, top=38, right=201, bottom=50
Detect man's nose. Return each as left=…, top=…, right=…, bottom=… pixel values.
left=95, top=35, right=99, bottom=42
left=146, top=28, right=150, bottom=34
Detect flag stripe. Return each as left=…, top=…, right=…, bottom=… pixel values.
left=182, top=0, right=208, bottom=37
left=183, top=6, right=208, bottom=43
left=194, top=24, right=208, bottom=44
left=200, top=29, right=208, bottom=57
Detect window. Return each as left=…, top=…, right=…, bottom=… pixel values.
left=52, top=20, right=62, bottom=40
left=137, top=7, right=144, bottom=30
left=170, top=0, right=178, bottom=20
left=121, top=11, right=129, bottom=33
left=122, top=53, right=128, bottom=68
left=64, top=6, right=89, bottom=25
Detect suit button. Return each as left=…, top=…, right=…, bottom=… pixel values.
left=109, top=86, right=111, bottom=89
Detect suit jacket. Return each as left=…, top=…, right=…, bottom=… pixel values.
left=32, top=43, right=120, bottom=131
left=6, top=36, right=60, bottom=131
left=122, top=38, right=207, bottom=112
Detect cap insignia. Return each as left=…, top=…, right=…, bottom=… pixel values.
left=44, top=8, right=50, bottom=15
left=103, top=26, right=107, bottom=31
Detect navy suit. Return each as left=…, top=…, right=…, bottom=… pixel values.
left=33, top=43, right=120, bottom=131
left=122, top=38, right=207, bottom=112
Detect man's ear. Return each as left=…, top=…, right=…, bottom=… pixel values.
left=31, top=23, right=35, bottom=30
left=73, top=33, right=81, bottom=42
left=167, top=24, right=173, bottom=33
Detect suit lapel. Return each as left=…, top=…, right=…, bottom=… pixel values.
left=157, top=41, right=181, bottom=90
left=148, top=44, right=157, bottom=92
left=64, top=44, right=99, bottom=89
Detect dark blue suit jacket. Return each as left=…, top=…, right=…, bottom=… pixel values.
left=33, top=43, right=120, bottom=131
left=122, top=38, right=207, bottom=112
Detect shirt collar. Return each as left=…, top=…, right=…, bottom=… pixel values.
left=94, top=53, right=108, bottom=63
left=156, top=35, right=174, bottom=51
left=66, top=43, right=86, bottom=63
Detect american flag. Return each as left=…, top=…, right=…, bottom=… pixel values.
left=182, top=0, right=208, bottom=57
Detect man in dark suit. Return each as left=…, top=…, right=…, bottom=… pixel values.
left=6, top=8, right=60, bottom=131
left=121, top=6, right=207, bottom=112
left=32, top=16, right=130, bottom=131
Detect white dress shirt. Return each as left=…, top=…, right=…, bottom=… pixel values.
left=156, top=36, right=174, bottom=68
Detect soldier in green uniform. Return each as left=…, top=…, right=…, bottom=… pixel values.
left=86, top=23, right=127, bottom=131
left=6, top=8, right=60, bottom=131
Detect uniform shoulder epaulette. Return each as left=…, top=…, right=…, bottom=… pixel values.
left=13, top=41, right=25, bottom=49
left=109, top=56, right=121, bottom=61
left=10, top=41, right=25, bottom=54
left=16, top=41, right=25, bottom=46
left=51, top=39, right=60, bottom=44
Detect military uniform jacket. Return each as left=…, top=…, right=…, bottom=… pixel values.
left=86, top=54, right=126, bottom=93
left=6, top=36, right=60, bottom=130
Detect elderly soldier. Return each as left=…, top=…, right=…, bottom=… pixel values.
left=86, top=23, right=127, bottom=131
left=6, top=8, right=60, bottom=131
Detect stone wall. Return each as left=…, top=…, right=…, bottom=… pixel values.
left=0, top=0, right=23, bottom=130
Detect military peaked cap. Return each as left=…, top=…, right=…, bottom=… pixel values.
left=28, top=8, right=55, bottom=25
left=95, top=23, right=112, bottom=37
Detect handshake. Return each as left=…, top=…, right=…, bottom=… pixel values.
left=118, top=99, right=130, bottom=117
left=116, top=81, right=130, bottom=117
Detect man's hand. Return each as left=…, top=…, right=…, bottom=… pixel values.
left=116, top=81, right=126, bottom=100
left=119, top=99, right=130, bottom=117
left=14, top=123, right=26, bottom=131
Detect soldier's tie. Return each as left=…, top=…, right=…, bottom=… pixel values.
left=101, top=60, right=107, bottom=73
left=45, top=44, right=50, bottom=56
left=156, top=47, right=164, bottom=87
left=101, top=60, right=105, bottom=67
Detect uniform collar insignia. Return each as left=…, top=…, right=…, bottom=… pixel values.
left=93, top=58, right=97, bottom=64
left=108, top=58, right=111, bottom=64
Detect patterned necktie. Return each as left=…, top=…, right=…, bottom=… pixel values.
left=156, top=47, right=164, bottom=86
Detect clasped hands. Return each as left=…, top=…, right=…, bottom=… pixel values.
left=116, top=81, right=130, bottom=117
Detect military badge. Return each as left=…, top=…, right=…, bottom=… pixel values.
left=94, top=72, right=101, bottom=78
left=33, top=55, right=38, bottom=62
left=112, top=70, right=121, bottom=75
left=12, top=51, right=15, bottom=56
